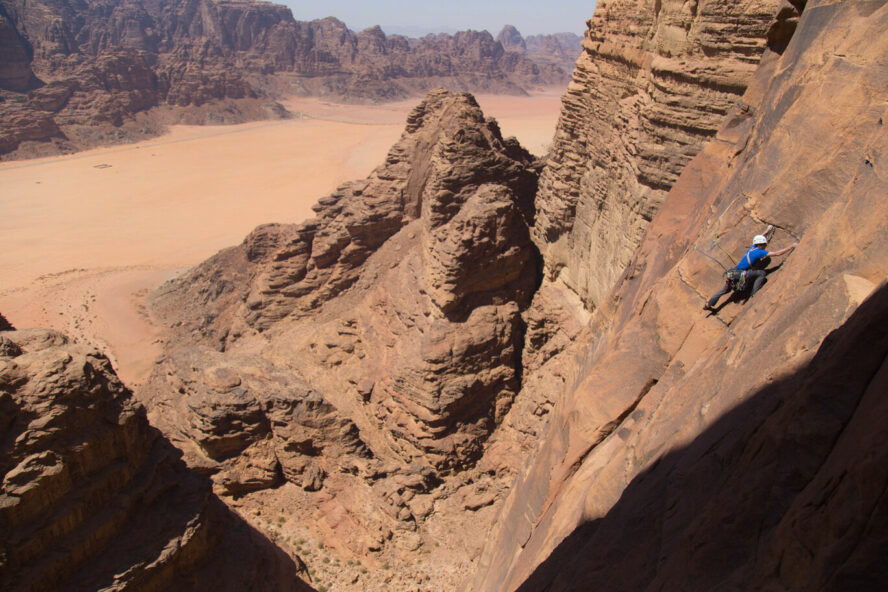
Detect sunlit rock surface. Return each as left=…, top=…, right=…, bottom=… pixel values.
left=470, top=1, right=888, bottom=589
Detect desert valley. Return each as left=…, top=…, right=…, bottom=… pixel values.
left=2, top=0, right=888, bottom=591
left=0, top=92, right=562, bottom=386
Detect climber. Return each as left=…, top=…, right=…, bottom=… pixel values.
left=704, top=225, right=798, bottom=311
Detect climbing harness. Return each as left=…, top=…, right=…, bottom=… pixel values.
left=724, top=269, right=748, bottom=292
left=694, top=246, right=747, bottom=293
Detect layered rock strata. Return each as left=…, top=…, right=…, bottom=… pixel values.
left=0, top=6, right=36, bottom=92
left=496, top=26, right=583, bottom=75
left=0, top=328, right=312, bottom=591
left=126, top=1, right=888, bottom=590
left=143, top=90, right=540, bottom=583
left=0, top=0, right=567, bottom=159
left=534, top=0, right=789, bottom=310
left=470, top=0, right=888, bottom=589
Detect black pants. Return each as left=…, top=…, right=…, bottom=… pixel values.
left=708, top=269, right=767, bottom=308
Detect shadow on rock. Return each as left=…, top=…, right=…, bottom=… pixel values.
left=0, top=330, right=314, bottom=592
left=517, top=282, right=888, bottom=591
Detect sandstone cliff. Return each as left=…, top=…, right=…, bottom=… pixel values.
left=143, top=89, right=541, bottom=589
left=534, top=0, right=791, bottom=311
left=0, top=0, right=567, bottom=159
left=0, top=328, right=313, bottom=591
left=129, top=0, right=888, bottom=589
left=278, top=23, right=567, bottom=100
left=470, top=0, right=888, bottom=589
left=496, top=26, right=583, bottom=75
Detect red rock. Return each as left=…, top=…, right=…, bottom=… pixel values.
left=497, top=26, right=583, bottom=76
left=18, top=0, right=882, bottom=588
left=470, top=1, right=888, bottom=589
left=142, top=89, right=539, bottom=570
left=0, top=328, right=312, bottom=591
left=533, top=0, right=785, bottom=311
left=0, top=0, right=569, bottom=159
left=0, top=12, right=36, bottom=91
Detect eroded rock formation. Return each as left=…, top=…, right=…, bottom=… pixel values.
left=534, top=0, right=790, bottom=310
left=114, top=0, right=887, bottom=589
left=470, top=0, right=888, bottom=589
left=496, top=26, right=583, bottom=75
left=0, top=0, right=568, bottom=159
left=0, top=328, right=312, bottom=591
left=142, top=89, right=540, bottom=587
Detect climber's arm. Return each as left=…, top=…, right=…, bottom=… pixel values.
left=769, top=242, right=798, bottom=258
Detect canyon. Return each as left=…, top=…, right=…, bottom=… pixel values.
left=0, top=0, right=575, bottom=160
left=2, top=0, right=888, bottom=590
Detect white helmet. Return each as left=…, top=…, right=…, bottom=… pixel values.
left=752, top=234, right=768, bottom=246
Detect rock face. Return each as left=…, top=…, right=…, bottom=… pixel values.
left=534, top=0, right=789, bottom=311
left=143, top=89, right=540, bottom=585
left=469, top=0, right=888, bottom=589
left=284, top=25, right=568, bottom=100
left=0, top=0, right=568, bottom=159
left=496, top=26, right=583, bottom=75
left=0, top=328, right=313, bottom=591
left=131, top=0, right=888, bottom=590
left=0, top=7, right=36, bottom=92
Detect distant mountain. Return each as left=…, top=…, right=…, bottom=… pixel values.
left=0, top=0, right=569, bottom=159
left=379, top=24, right=460, bottom=37
left=496, top=25, right=584, bottom=73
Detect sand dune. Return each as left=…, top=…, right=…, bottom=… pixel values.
left=0, top=91, right=562, bottom=383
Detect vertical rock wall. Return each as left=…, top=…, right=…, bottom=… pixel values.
left=534, top=0, right=785, bottom=310
left=470, top=0, right=888, bottom=589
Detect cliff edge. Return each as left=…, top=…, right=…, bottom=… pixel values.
left=534, top=0, right=789, bottom=310
left=132, top=0, right=888, bottom=589
left=470, top=0, right=888, bottom=589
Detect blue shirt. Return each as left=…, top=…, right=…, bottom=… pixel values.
left=736, top=246, right=769, bottom=271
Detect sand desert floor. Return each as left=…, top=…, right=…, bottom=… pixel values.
left=0, top=90, right=562, bottom=385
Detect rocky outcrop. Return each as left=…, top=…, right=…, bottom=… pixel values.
left=496, top=26, right=528, bottom=53
left=0, top=46, right=279, bottom=158
left=0, top=6, right=36, bottom=91
left=146, top=347, right=370, bottom=496
left=496, top=26, right=583, bottom=75
left=151, top=89, right=537, bottom=336
left=0, top=0, right=568, bottom=159
left=106, top=1, right=888, bottom=590
left=534, top=0, right=788, bottom=311
left=470, top=0, right=888, bottom=589
left=142, top=90, right=540, bottom=583
left=0, top=312, right=14, bottom=331
left=294, top=26, right=568, bottom=100
left=0, top=328, right=313, bottom=591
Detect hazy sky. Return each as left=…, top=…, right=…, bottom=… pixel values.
left=282, top=0, right=596, bottom=36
